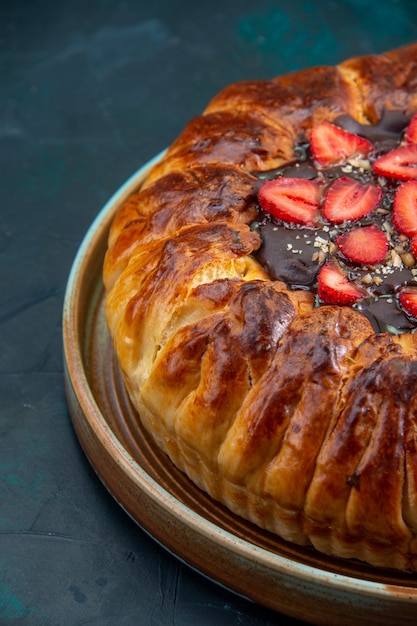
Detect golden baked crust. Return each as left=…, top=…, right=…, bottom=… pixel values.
left=103, top=42, right=417, bottom=571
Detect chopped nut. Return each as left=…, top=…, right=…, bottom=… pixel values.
left=317, top=249, right=326, bottom=264
left=390, top=249, right=403, bottom=268
left=361, top=273, right=373, bottom=285
left=394, top=242, right=407, bottom=254
left=401, top=252, right=416, bottom=267
left=347, top=157, right=371, bottom=170
left=383, top=220, right=395, bottom=237
left=313, top=236, right=329, bottom=254
left=373, top=276, right=383, bottom=286
left=401, top=252, right=416, bottom=268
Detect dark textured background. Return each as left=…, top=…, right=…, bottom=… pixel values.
left=1, top=1, right=417, bottom=624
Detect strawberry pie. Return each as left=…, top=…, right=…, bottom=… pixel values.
left=103, top=43, right=417, bottom=571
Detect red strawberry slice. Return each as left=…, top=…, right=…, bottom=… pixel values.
left=257, top=177, right=321, bottom=226
left=373, top=145, right=417, bottom=181
left=392, top=180, right=417, bottom=237
left=322, top=177, right=382, bottom=224
left=310, top=121, right=373, bottom=167
left=336, top=225, right=388, bottom=264
left=410, top=235, right=417, bottom=259
left=405, top=112, right=417, bottom=145
left=399, top=287, right=417, bottom=320
left=317, top=259, right=365, bottom=305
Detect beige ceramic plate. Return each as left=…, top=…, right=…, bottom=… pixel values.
left=63, top=154, right=417, bottom=626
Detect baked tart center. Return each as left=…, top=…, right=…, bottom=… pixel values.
left=253, top=110, right=417, bottom=333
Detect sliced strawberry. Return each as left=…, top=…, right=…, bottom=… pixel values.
left=310, top=121, right=373, bottom=167
left=405, top=112, right=417, bottom=145
left=322, top=177, right=382, bottom=224
left=399, top=287, right=417, bottom=320
left=317, top=259, right=365, bottom=305
left=336, top=225, right=388, bottom=265
left=373, top=145, right=417, bottom=181
left=411, top=235, right=417, bottom=259
left=392, top=180, right=417, bottom=237
left=257, top=177, right=321, bottom=226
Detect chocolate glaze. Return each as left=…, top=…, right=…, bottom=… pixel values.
left=252, top=109, right=417, bottom=333
left=355, top=297, right=415, bottom=333
left=335, top=109, right=412, bottom=154
left=253, top=220, right=322, bottom=287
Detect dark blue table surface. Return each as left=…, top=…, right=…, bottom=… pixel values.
left=1, top=1, right=417, bottom=624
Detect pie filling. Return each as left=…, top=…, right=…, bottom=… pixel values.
left=252, top=109, right=417, bottom=333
